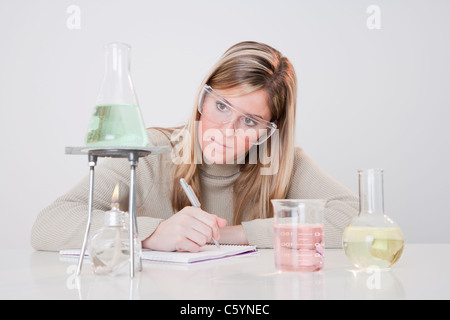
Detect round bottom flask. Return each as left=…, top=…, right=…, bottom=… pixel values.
left=343, top=169, right=404, bottom=270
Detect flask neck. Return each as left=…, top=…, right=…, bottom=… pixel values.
left=359, top=169, right=385, bottom=215
left=103, top=208, right=126, bottom=227
left=104, top=43, right=131, bottom=77
left=96, top=42, right=138, bottom=106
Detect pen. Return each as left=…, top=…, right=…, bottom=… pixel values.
left=180, top=178, right=221, bottom=249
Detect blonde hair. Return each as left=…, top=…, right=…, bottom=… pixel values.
left=170, top=41, right=297, bottom=224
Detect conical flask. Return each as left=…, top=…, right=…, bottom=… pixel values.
left=85, top=43, right=149, bottom=147
left=342, top=169, right=404, bottom=270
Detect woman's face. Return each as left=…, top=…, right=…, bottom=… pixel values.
left=198, top=87, right=272, bottom=164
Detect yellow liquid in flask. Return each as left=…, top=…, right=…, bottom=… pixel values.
left=343, top=226, right=404, bottom=270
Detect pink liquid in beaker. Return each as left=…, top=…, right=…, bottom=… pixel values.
left=274, top=224, right=324, bottom=272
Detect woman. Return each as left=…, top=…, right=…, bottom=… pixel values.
left=31, top=41, right=358, bottom=252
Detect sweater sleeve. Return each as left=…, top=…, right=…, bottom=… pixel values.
left=242, top=148, right=358, bottom=249
left=30, top=129, right=171, bottom=251
left=30, top=157, right=164, bottom=251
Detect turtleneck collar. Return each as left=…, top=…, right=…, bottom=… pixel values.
left=198, top=162, right=242, bottom=178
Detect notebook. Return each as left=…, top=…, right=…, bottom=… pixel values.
left=60, top=245, right=257, bottom=264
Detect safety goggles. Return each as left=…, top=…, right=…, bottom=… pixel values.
left=198, top=85, right=277, bottom=146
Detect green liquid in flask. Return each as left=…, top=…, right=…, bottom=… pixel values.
left=85, top=104, right=149, bottom=147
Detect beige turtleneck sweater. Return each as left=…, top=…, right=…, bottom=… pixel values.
left=31, top=129, right=358, bottom=251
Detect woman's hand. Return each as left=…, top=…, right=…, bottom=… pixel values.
left=142, top=206, right=227, bottom=252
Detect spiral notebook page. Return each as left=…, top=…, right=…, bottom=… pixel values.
left=141, top=245, right=257, bottom=263
left=60, top=245, right=257, bottom=264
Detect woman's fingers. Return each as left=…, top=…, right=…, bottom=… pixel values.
left=185, top=207, right=222, bottom=241
left=189, top=217, right=213, bottom=242
left=216, top=217, right=228, bottom=228
left=181, top=228, right=209, bottom=250
left=142, top=206, right=228, bottom=252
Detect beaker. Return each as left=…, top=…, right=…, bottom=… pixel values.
left=85, top=43, right=149, bottom=147
left=272, top=199, right=326, bottom=272
left=342, top=169, right=404, bottom=270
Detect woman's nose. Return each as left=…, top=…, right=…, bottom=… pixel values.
left=221, top=120, right=236, bottom=137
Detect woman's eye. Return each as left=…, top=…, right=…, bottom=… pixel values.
left=243, top=117, right=257, bottom=127
left=216, top=102, right=230, bottom=112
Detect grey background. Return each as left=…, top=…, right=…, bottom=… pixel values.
left=0, top=0, right=449, bottom=250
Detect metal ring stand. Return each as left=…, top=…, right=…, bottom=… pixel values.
left=65, top=146, right=169, bottom=278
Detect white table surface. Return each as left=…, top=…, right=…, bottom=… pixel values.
left=0, top=244, right=449, bottom=300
